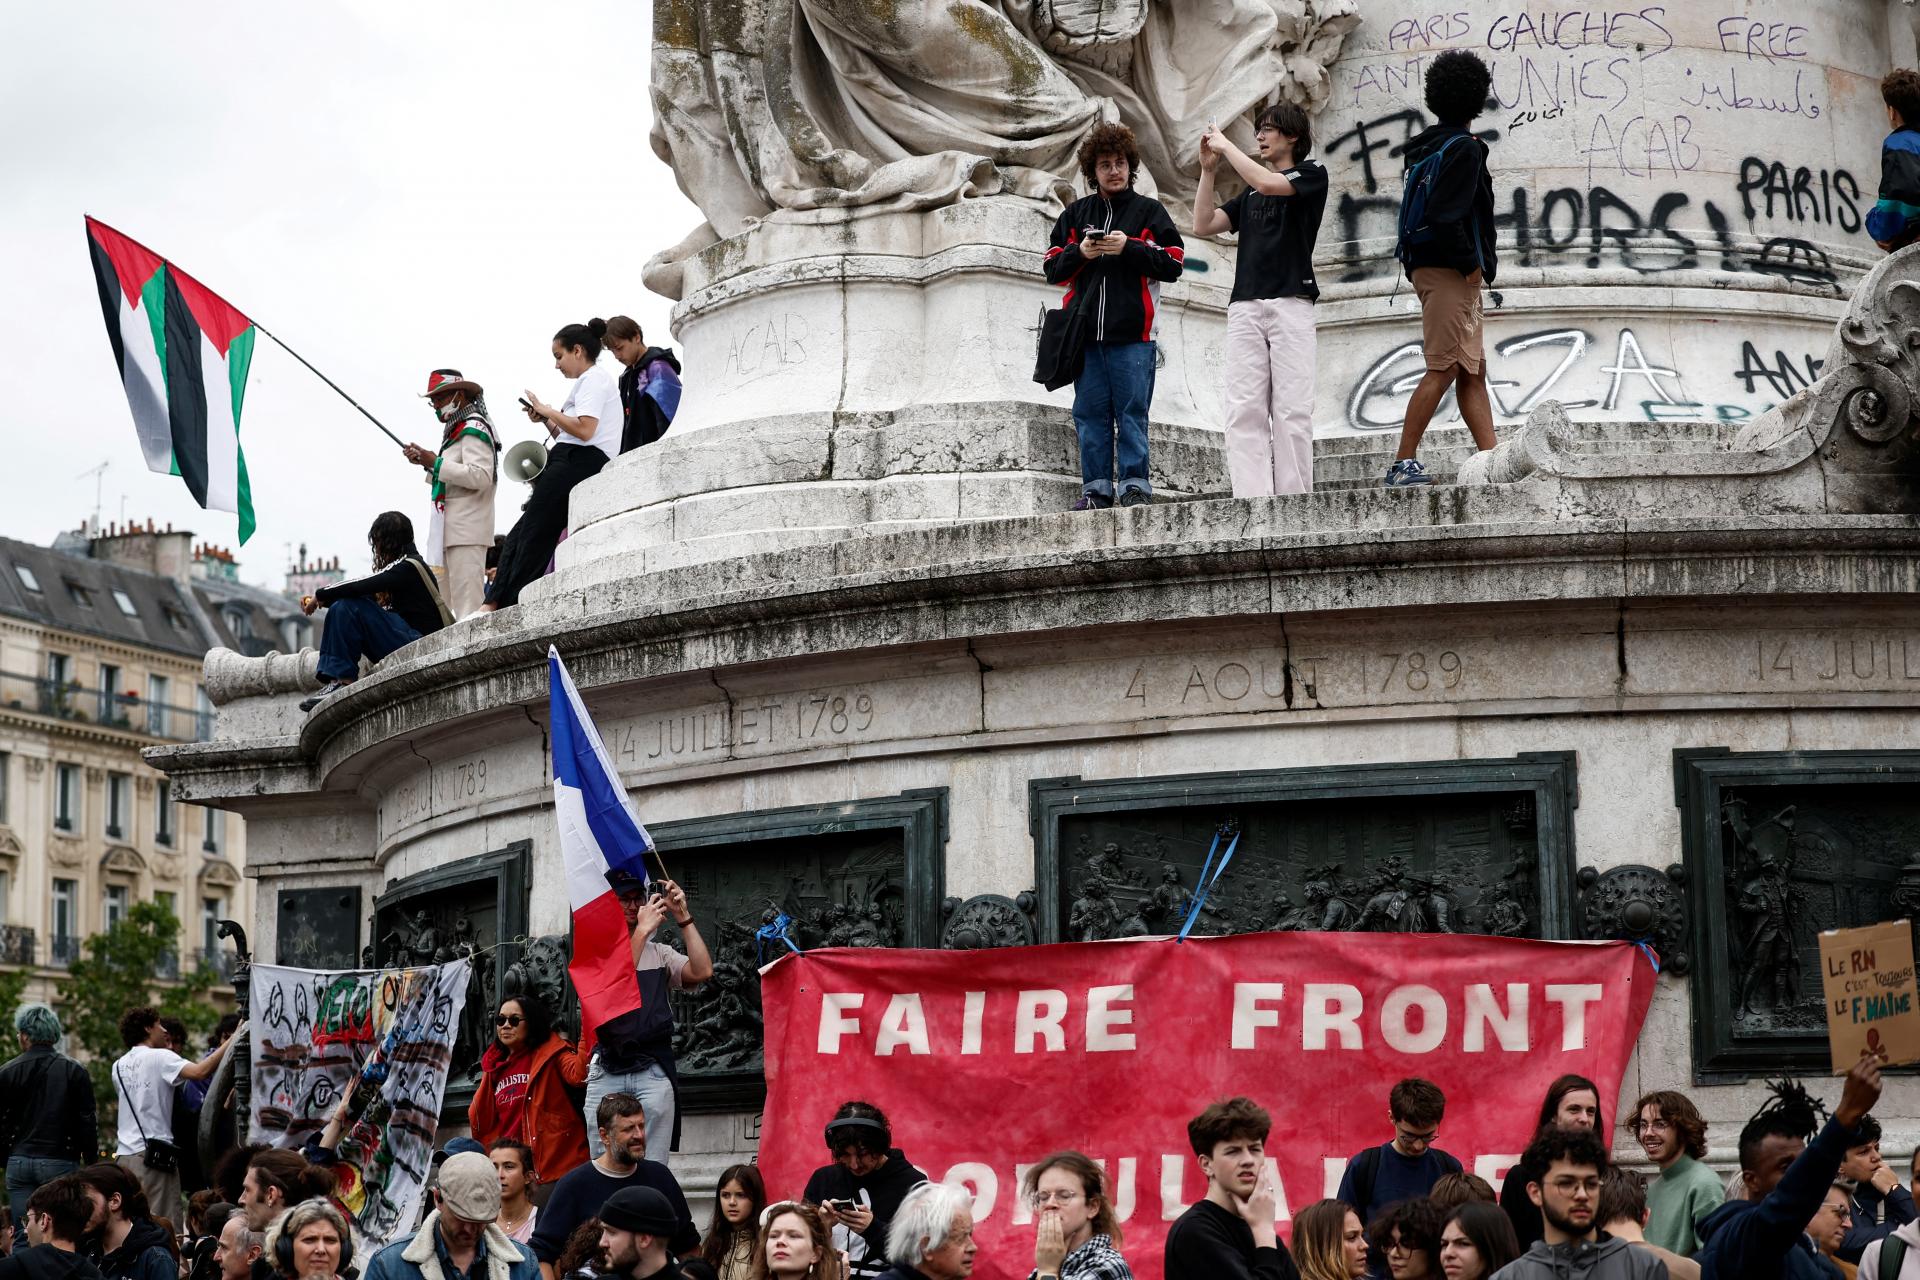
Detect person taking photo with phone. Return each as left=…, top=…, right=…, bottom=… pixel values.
left=802, top=1104, right=928, bottom=1280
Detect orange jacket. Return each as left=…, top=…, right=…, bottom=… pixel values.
left=468, top=1033, right=591, bottom=1183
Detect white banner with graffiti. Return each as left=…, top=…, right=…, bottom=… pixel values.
left=249, top=959, right=471, bottom=1246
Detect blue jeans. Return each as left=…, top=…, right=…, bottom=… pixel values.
left=8, top=1156, right=78, bottom=1246
left=583, top=1058, right=675, bottom=1164
left=317, top=596, right=422, bottom=681
left=1072, top=340, right=1156, bottom=498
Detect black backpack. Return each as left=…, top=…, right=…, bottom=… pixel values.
left=1881, top=1233, right=1909, bottom=1278
left=1395, top=134, right=1480, bottom=274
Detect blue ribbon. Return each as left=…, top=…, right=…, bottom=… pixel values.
left=1630, top=937, right=1663, bottom=974
left=1177, top=827, right=1241, bottom=944
left=756, top=912, right=805, bottom=964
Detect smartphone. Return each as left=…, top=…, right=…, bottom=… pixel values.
left=1082, top=227, right=1106, bottom=243
left=518, top=397, right=535, bottom=412
left=826, top=1200, right=859, bottom=1213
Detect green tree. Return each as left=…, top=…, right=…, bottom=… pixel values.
left=0, top=967, right=30, bottom=1039
left=58, top=901, right=226, bottom=1136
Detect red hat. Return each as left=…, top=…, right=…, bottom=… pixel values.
left=420, top=368, right=483, bottom=399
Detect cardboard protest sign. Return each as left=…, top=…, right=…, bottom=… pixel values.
left=1821, top=920, right=1920, bottom=1073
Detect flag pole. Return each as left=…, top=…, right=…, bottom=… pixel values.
left=252, top=323, right=406, bottom=447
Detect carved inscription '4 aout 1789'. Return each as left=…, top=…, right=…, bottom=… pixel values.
left=1123, top=651, right=1469, bottom=712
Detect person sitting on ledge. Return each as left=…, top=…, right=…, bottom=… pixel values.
left=298, top=511, right=452, bottom=713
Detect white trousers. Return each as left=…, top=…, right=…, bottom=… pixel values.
left=1224, top=296, right=1317, bottom=497
left=440, top=544, right=487, bottom=619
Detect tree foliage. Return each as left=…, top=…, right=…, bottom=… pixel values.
left=0, top=968, right=30, bottom=1033
left=57, top=901, right=226, bottom=1135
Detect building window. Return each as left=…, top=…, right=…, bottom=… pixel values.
left=104, top=884, right=130, bottom=930
left=0, top=751, right=9, bottom=825
left=0, top=868, right=10, bottom=921
left=14, top=564, right=41, bottom=592
left=98, top=663, right=122, bottom=723
left=47, top=652, right=71, bottom=687
left=146, top=675, right=170, bottom=737
left=202, top=897, right=225, bottom=953
left=161, top=606, right=189, bottom=632
left=156, top=780, right=175, bottom=846
left=107, top=772, right=130, bottom=838
left=112, top=588, right=138, bottom=616
left=202, top=807, right=225, bottom=854
left=52, top=879, right=77, bottom=961
left=65, top=581, right=94, bottom=608
left=53, top=764, right=79, bottom=832
left=156, top=890, right=177, bottom=923
left=195, top=686, right=213, bottom=740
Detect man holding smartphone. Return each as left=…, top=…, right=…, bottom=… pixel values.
left=581, top=870, right=713, bottom=1166
left=802, top=1102, right=928, bottom=1279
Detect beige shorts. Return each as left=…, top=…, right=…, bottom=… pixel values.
left=1412, top=266, right=1485, bottom=373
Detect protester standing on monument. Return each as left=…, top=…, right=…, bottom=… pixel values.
left=1499, top=1075, right=1603, bottom=1250
left=1043, top=122, right=1185, bottom=511
left=1868, top=70, right=1920, bottom=253
left=802, top=1103, right=929, bottom=1280
left=471, top=993, right=590, bottom=1185
left=1337, top=1078, right=1463, bottom=1248
left=401, top=369, right=498, bottom=620
left=1367, top=1201, right=1441, bottom=1280
left=108, top=1010, right=235, bottom=1227
left=1163, top=1097, right=1296, bottom=1280
left=602, top=318, right=682, bottom=455
left=1191, top=104, right=1328, bottom=499
left=363, top=1153, right=540, bottom=1280
left=1020, top=1152, right=1131, bottom=1280
left=876, top=1183, right=975, bottom=1280
left=697, top=1164, right=762, bottom=1280
left=1694, top=1057, right=1883, bottom=1280
left=1628, top=1091, right=1720, bottom=1258
left=74, top=1164, right=175, bottom=1280
left=530, top=1096, right=698, bottom=1280
left=0, top=1177, right=102, bottom=1280
left=1436, top=1203, right=1519, bottom=1280
left=583, top=874, right=710, bottom=1166
left=1494, top=1128, right=1661, bottom=1280
left=1, top=1005, right=97, bottom=1249
left=1290, top=1199, right=1368, bottom=1280
left=489, top=1142, right=540, bottom=1247
left=753, top=1201, right=844, bottom=1280
left=1383, top=49, right=1499, bottom=488
left=1596, top=1170, right=1698, bottom=1280
left=1837, top=1116, right=1915, bottom=1264
left=485, top=320, right=622, bottom=611
left=298, top=511, right=452, bottom=713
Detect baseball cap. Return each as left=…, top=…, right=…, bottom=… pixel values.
left=436, top=1152, right=502, bottom=1222
left=599, top=1187, right=679, bottom=1237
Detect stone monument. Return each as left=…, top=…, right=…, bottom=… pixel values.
left=154, top=0, right=1920, bottom=1220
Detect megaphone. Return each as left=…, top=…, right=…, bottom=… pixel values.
left=504, top=439, right=547, bottom=483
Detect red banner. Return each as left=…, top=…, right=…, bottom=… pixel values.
left=758, top=933, right=1656, bottom=1280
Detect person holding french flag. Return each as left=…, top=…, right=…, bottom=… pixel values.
left=549, top=649, right=713, bottom=1168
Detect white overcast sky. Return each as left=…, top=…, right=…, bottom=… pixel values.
left=0, top=2, right=699, bottom=585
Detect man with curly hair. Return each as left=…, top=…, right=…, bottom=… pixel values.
left=1868, top=69, right=1920, bottom=252
left=1629, top=1090, right=1721, bottom=1257
left=1044, top=122, right=1186, bottom=510
left=107, top=1008, right=233, bottom=1226
left=1385, top=49, right=1498, bottom=489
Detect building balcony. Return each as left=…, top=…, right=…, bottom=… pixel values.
left=192, top=948, right=239, bottom=981
left=153, top=950, right=181, bottom=981
left=0, top=925, right=34, bottom=966
left=0, top=670, right=211, bottom=742
left=47, top=935, right=81, bottom=968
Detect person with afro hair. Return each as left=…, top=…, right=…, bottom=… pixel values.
left=1384, top=49, right=1498, bottom=489
left=1043, top=121, right=1185, bottom=511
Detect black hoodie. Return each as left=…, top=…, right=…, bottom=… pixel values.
left=802, top=1149, right=929, bottom=1277
left=617, top=346, right=682, bottom=453
left=1400, top=123, right=1498, bottom=285
left=96, top=1220, right=175, bottom=1280
left=0, top=1246, right=106, bottom=1280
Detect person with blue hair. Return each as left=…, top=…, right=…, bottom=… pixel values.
left=0, top=1005, right=98, bottom=1248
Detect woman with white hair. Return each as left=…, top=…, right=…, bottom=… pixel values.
left=1, top=1002, right=97, bottom=1248
left=878, top=1184, right=976, bottom=1280
left=262, top=1199, right=352, bottom=1280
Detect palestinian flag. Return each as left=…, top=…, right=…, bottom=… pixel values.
left=85, top=216, right=257, bottom=543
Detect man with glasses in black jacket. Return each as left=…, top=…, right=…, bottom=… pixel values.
left=0, top=1006, right=97, bottom=1250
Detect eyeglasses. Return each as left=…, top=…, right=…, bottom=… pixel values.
left=1395, top=1126, right=1438, bottom=1144
left=1631, top=1118, right=1673, bottom=1134
left=495, top=1015, right=523, bottom=1027
left=1029, top=1191, right=1082, bottom=1207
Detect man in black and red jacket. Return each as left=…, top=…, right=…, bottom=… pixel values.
left=1044, top=123, right=1185, bottom=510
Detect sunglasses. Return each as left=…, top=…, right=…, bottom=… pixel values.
left=495, top=1015, right=524, bottom=1028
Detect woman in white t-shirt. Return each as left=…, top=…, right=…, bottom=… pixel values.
left=484, top=318, right=623, bottom=610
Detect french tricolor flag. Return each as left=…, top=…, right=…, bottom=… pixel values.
left=550, top=648, right=651, bottom=1055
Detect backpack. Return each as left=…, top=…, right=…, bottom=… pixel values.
left=1396, top=133, right=1480, bottom=273
left=1881, top=1234, right=1908, bottom=1279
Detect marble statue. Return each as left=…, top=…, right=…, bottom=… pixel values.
left=646, top=0, right=1359, bottom=294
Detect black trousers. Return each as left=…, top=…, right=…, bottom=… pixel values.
left=490, top=443, right=606, bottom=608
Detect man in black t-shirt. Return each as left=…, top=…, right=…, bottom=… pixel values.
left=1194, top=104, right=1329, bottom=499
left=1164, top=1097, right=1299, bottom=1280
